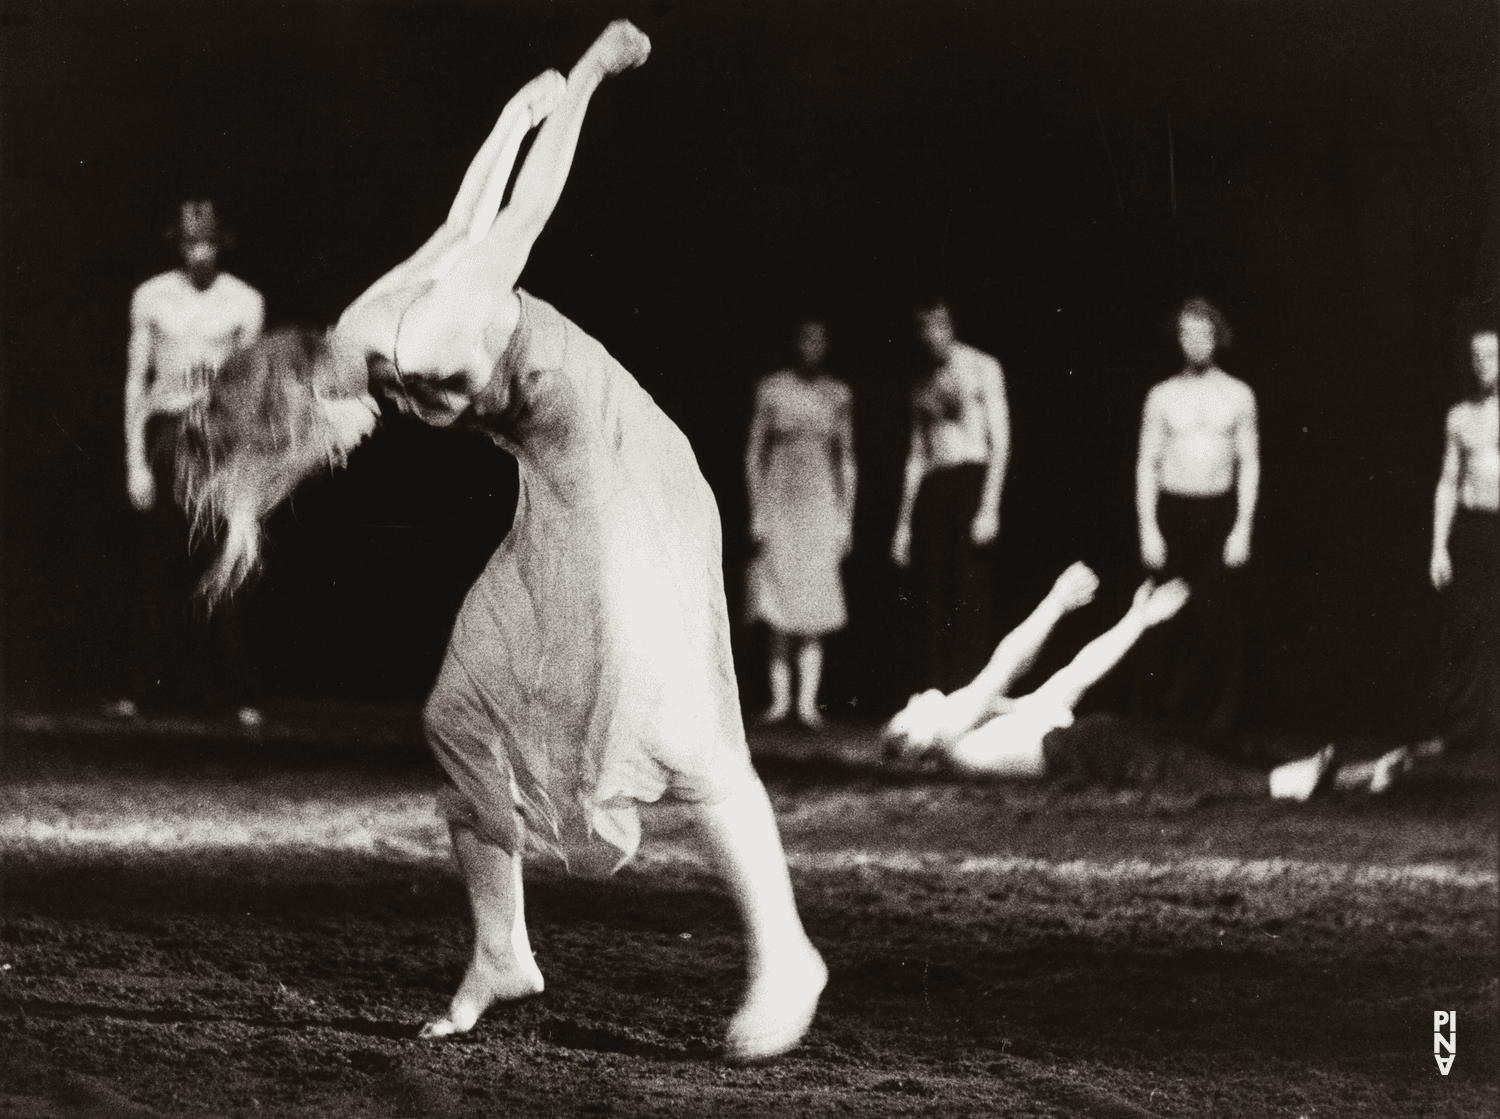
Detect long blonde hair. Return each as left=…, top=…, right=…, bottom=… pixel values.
left=172, top=328, right=372, bottom=607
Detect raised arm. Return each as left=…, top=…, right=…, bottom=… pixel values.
left=971, top=357, right=1009, bottom=545
left=1136, top=387, right=1167, bottom=570
left=124, top=292, right=156, bottom=511
left=1431, top=409, right=1462, bottom=589
left=395, top=21, right=651, bottom=379
left=1223, top=386, right=1260, bottom=568
left=891, top=403, right=927, bottom=568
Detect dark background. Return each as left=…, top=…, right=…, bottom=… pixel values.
left=3, top=0, right=1496, bottom=736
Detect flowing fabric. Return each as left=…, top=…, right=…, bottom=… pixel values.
left=424, top=290, right=755, bottom=870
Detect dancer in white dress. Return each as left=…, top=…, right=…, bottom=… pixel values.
left=745, top=320, right=856, bottom=726
left=172, top=22, right=823, bottom=1062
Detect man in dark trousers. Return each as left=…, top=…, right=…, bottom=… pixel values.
left=112, top=200, right=265, bottom=724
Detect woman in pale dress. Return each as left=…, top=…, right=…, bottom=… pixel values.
left=744, top=320, right=855, bottom=726
left=170, top=21, right=824, bottom=1062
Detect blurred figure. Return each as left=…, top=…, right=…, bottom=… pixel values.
left=1429, top=327, right=1499, bottom=753
left=891, top=297, right=1009, bottom=693
left=884, top=563, right=1408, bottom=800
left=745, top=320, right=856, bottom=727
left=1133, top=297, right=1259, bottom=737
left=116, top=200, right=264, bottom=724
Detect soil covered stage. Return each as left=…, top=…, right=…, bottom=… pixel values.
left=2, top=714, right=1495, bottom=1118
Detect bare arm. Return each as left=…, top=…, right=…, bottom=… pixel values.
left=1224, top=387, right=1260, bottom=568
left=1431, top=411, right=1462, bottom=589
left=834, top=385, right=857, bottom=546
left=1136, top=388, right=1166, bottom=569
left=971, top=358, right=1009, bottom=544
left=124, top=297, right=156, bottom=509
left=891, top=408, right=927, bottom=567
left=399, top=22, right=651, bottom=379
left=745, top=381, right=772, bottom=541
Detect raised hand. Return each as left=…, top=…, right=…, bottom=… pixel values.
left=1051, top=562, right=1099, bottom=613
left=584, top=19, right=651, bottom=76
left=1142, top=578, right=1190, bottom=626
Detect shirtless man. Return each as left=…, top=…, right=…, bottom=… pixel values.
left=1133, top=297, right=1259, bottom=735
left=119, top=200, right=264, bottom=724
left=891, top=298, right=1010, bottom=692
left=1429, top=327, right=1499, bottom=752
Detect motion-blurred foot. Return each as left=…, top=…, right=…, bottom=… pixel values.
left=1368, top=746, right=1412, bottom=794
left=1268, top=744, right=1335, bottom=802
left=236, top=706, right=264, bottom=729
left=724, top=940, right=826, bottom=1064
left=104, top=698, right=139, bottom=720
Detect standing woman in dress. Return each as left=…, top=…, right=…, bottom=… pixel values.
left=745, top=320, right=856, bottom=727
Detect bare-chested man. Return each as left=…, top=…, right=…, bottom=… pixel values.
left=891, top=297, right=1010, bottom=692
left=1429, top=327, right=1499, bottom=752
left=1133, top=297, right=1259, bottom=735
left=117, top=200, right=265, bottom=724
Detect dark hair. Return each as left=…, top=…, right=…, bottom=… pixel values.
left=913, top=290, right=953, bottom=319
left=1177, top=296, right=1233, bottom=350
left=172, top=328, right=371, bottom=606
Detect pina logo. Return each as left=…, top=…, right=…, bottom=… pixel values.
left=1433, top=1011, right=1456, bottom=1075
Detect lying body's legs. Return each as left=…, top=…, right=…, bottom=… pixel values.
left=693, top=778, right=826, bottom=1062
left=419, top=825, right=544, bottom=1039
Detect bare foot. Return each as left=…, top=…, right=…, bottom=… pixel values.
left=1052, top=562, right=1099, bottom=613
left=1269, top=745, right=1335, bottom=802
left=1368, top=746, right=1412, bottom=794
left=795, top=705, right=824, bottom=730
left=725, top=941, right=827, bottom=1063
left=586, top=19, right=651, bottom=76
left=419, top=941, right=544, bottom=1039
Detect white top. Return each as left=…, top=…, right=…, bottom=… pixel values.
left=130, top=270, right=264, bottom=412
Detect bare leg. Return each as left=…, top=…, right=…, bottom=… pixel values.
left=762, top=630, right=792, bottom=723
left=795, top=640, right=824, bottom=728
left=420, top=825, right=544, bottom=1039
left=693, top=779, right=826, bottom=1063
left=1028, top=580, right=1189, bottom=713
left=1331, top=746, right=1412, bottom=794
left=1269, top=747, right=1336, bottom=801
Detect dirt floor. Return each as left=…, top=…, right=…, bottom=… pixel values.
left=1, top=714, right=1496, bottom=1118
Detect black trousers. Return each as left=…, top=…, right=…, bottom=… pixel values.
left=1132, top=492, right=1243, bottom=735
left=1439, top=508, right=1499, bottom=752
left=131, top=417, right=259, bottom=714
left=1043, top=713, right=1267, bottom=798
left=908, top=464, right=995, bottom=693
